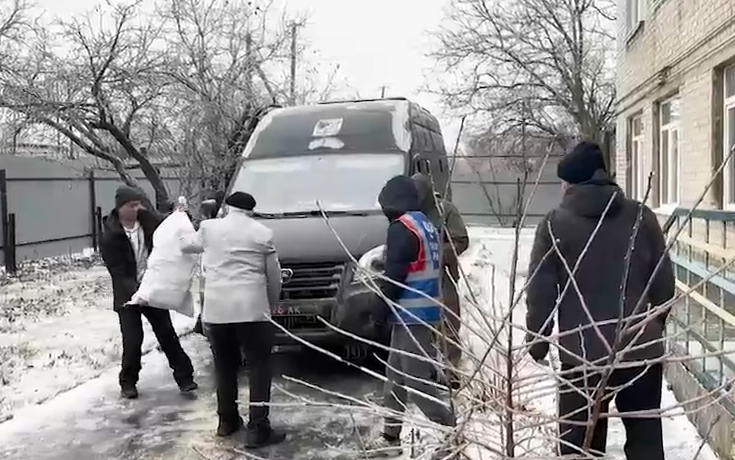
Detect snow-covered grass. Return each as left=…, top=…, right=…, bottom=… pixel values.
left=0, top=255, right=196, bottom=422
left=455, top=226, right=720, bottom=460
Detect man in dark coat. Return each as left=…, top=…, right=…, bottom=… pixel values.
left=412, top=173, right=469, bottom=389
left=100, top=185, right=197, bottom=399
left=526, top=141, right=675, bottom=459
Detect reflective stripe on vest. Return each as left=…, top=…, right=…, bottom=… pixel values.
left=391, top=211, right=442, bottom=325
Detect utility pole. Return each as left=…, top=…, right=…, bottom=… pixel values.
left=245, top=32, right=253, bottom=102
left=380, top=85, right=387, bottom=98
left=289, top=22, right=298, bottom=105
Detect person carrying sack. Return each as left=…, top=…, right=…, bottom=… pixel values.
left=100, top=186, right=197, bottom=400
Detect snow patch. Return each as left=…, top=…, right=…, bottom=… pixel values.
left=0, top=257, right=196, bottom=421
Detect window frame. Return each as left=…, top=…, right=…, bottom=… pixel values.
left=723, top=65, right=735, bottom=209
left=626, top=0, right=645, bottom=33
left=629, top=115, right=646, bottom=201
left=658, top=97, right=681, bottom=209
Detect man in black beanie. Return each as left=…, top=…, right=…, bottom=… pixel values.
left=181, top=191, right=286, bottom=449
left=525, top=140, right=674, bottom=459
left=100, top=185, right=197, bottom=400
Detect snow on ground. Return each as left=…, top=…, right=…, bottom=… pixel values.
left=0, top=227, right=724, bottom=459
left=0, top=255, right=195, bottom=422
left=456, top=226, right=720, bottom=460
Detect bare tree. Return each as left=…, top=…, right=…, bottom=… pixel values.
left=0, top=0, right=31, bottom=56
left=0, top=2, right=175, bottom=207
left=156, top=0, right=291, bottom=194
left=432, top=0, right=616, bottom=163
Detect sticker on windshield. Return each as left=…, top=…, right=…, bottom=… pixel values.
left=312, top=118, right=343, bottom=137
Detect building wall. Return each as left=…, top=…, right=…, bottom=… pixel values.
left=616, top=0, right=735, bottom=210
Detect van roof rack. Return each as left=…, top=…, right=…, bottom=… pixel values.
left=316, top=97, right=408, bottom=105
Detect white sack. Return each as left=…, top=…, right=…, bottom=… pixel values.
left=127, top=209, right=198, bottom=317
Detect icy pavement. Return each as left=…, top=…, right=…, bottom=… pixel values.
left=0, top=228, right=724, bottom=459
left=0, top=334, right=382, bottom=460
left=458, top=227, right=720, bottom=460
left=0, top=256, right=194, bottom=421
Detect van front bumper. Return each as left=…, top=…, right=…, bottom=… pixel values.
left=271, top=281, right=384, bottom=348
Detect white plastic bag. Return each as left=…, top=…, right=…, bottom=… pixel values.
left=127, top=207, right=198, bottom=318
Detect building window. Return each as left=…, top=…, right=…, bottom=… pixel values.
left=724, top=66, right=735, bottom=208
left=629, top=116, right=645, bottom=200
left=659, top=97, right=681, bottom=206
left=626, top=0, right=645, bottom=32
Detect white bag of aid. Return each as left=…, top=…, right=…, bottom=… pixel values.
left=127, top=197, right=197, bottom=317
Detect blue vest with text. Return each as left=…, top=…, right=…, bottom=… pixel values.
left=390, top=211, right=442, bottom=325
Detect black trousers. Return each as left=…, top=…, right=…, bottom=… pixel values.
left=205, top=321, right=275, bottom=430
left=558, top=363, right=664, bottom=459
left=117, top=306, right=195, bottom=388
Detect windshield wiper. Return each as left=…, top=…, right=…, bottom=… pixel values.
left=281, top=209, right=371, bottom=217
left=251, top=211, right=283, bottom=219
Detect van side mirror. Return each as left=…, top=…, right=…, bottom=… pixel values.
left=200, top=199, right=218, bottom=219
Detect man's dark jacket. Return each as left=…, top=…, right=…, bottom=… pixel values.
left=526, top=171, right=675, bottom=366
left=375, top=175, right=422, bottom=324
left=99, top=209, right=163, bottom=310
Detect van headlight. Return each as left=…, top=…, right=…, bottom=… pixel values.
left=353, top=244, right=386, bottom=284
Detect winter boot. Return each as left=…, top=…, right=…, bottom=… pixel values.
left=120, top=385, right=139, bottom=400
left=244, top=426, right=287, bottom=449
left=178, top=379, right=198, bottom=394
left=216, top=415, right=244, bottom=437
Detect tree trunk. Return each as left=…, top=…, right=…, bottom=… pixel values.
left=99, top=121, right=171, bottom=210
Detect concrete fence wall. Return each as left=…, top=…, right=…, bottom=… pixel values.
left=0, top=155, right=197, bottom=270
left=450, top=155, right=564, bottom=227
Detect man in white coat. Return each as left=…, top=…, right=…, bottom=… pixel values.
left=181, top=191, right=286, bottom=449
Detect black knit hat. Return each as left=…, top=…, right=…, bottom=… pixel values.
left=557, top=141, right=607, bottom=184
left=115, top=185, right=146, bottom=209
left=225, top=192, right=257, bottom=211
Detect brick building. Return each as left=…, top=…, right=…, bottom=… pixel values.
left=616, top=0, right=735, bottom=210
left=616, top=3, right=735, bottom=457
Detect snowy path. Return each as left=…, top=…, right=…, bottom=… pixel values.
left=0, top=260, right=194, bottom=421
left=0, top=229, right=723, bottom=459
left=0, top=335, right=382, bottom=460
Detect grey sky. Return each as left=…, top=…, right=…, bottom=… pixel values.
left=35, top=0, right=460, bottom=146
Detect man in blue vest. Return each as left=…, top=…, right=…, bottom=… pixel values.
left=365, top=175, right=457, bottom=459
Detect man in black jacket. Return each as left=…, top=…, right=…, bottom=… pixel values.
left=526, top=141, right=675, bottom=459
left=100, top=186, right=197, bottom=399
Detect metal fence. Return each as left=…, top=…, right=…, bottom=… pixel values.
left=449, top=154, right=564, bottom=227
left=662, top=209, right=735, bottom=406
left=0, top=156, right=193, bottom=272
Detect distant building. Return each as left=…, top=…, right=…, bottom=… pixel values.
left=615, top=0, right=735, bottom=209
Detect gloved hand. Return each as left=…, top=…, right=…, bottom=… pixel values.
left=526, top=332, right=550, bottom=363
left=371, top=293, right=391, bottom=330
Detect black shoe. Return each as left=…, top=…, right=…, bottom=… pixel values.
left=120, top=386, right=139, bottom=400
left=216, top=415, right=244, bottom=437
left=179, top=380, right=198, bottom=393
left=244, top=427, right=287, bottom=449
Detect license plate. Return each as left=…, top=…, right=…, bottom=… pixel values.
left=271, top=303, right=318, bottom=316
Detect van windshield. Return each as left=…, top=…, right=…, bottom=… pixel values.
left=229, top=153, right=406, bottom=214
